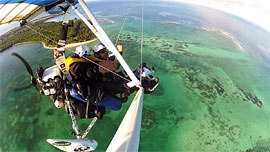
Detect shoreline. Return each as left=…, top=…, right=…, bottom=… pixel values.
left=1, top=38, right=98, bottom=52
left=0, top=41, right=40, bottom=52
left=14, top=41, right=40, bottom=46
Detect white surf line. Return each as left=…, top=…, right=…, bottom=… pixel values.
left=198, top=27, right=244, bottom=51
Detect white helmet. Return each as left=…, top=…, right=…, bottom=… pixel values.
left=75, top=45, right=90, bottom=57
left=93, top=43, right=106, bottom=53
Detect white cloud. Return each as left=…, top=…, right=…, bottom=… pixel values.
left=162, top=0, right=270, bottom=32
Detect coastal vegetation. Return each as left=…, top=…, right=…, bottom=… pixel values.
left=0, top=19, right=96, bottom=52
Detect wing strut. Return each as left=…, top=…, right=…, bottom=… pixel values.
left=106, top=87, right=144, bottom=152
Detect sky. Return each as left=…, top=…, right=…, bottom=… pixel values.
left=162, top=0, right=270, bottom=32
left=0, top=0, right=270, bottom=35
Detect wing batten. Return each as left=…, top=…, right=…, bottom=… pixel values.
left=0, top=3, right=43, bottom=24
left=4, top=3, right=31, bottom=23
left=0, top=0, right=78, bottom=25
left=22, top=5, right=44, bottom=23
left=0, top=3, right=19, bottom=23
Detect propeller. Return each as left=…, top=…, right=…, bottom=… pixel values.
left=12, top=53, right=40, bottom=102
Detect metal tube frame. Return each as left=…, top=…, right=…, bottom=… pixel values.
left=82, top=117, right=97, bottom=139
left=66, top=100, right=81, bottom=139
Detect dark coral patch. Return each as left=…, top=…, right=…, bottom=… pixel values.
left=33, top=118, right=39, bottom=124
left=46, top=108, right=54, bottom=116
left=237, top=86, right=263, bottom=108
left=142, top=108, right=158, bottom=130
left=246, top=139, right=270, bottom=152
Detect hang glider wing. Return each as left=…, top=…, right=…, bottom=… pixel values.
left=0, top=0, right=78, bottom=25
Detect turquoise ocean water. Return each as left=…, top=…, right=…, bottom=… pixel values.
left=0, top=1, right=269, bottom=152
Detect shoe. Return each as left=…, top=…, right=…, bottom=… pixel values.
left=124, top=85, right=139, bottom=96
left=120, top=96, right=128, bottom=103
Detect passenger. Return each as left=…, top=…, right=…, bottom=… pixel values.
left=93, top=43, right=159, bottom=96
left=65, top=45, right=129, bottom=118
left=65, top=45, right=105, bottom=119
left=93, top=43, right=136, bottom=99
left=93, top=43, right=122, bottom=78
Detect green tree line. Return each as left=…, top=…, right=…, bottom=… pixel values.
left=0, top=20, right=95, bottom=52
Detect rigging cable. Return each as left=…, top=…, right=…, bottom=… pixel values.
left=35, top=26, right=73, bottom=40
left=139, top=0, right=144, bottom=85
left=114, top=8, right=131, bottom=45
left=24, top=24, right=131, bottom=82
left=25, top=25, right=59, bottom=45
